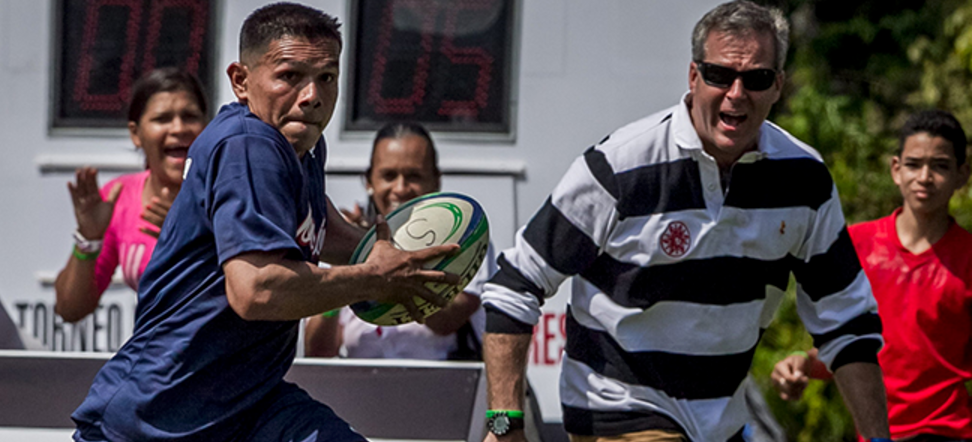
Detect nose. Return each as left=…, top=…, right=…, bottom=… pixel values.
left=299, top=80, right=322, bottom=109
left=391, top=176, right=413, bottom=197
left=171, top=116, right=188, bottom=135
left=918, top=165, right=933, bottom=183
left=726, top=76, right=745, bottom=99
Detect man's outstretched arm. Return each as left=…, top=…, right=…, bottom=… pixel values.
left=224, top=219, right=458, bottom=321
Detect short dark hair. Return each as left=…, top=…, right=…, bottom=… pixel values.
left=239, top=2, right=342, bottom=62
left=692, top=0, right=789, bottom=71
left=898, top=110, right=968, bottom=165
left=128, top=67, right=208, bottom=123
left=367, top=122, right=440, bottom=179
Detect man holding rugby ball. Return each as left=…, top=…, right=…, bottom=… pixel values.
left=480, top=1, right=891, bottom=441
left=70, top=3, right=457, bottom=441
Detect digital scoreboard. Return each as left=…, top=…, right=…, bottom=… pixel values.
left=53, top=0, right=216, bottom=128
left=346, top=0, right=515, bottom=134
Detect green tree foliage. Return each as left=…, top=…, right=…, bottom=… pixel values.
left=746, top=1, right=972, bottom=440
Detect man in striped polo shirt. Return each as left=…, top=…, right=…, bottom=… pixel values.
left=480, top=1, right=891, bottom=441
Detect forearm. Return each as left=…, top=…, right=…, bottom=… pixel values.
left=54, top=256, right=102, bottom=323
left=424, top=292, right=481, bottom=335
left=224, top=252, right=377, bottom=321
left=832, top=362, right=890, bottom=439
left=483, top=332, right=532, bottom=411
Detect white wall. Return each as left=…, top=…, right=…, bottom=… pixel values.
left=0, top=0, right=721, bottom=422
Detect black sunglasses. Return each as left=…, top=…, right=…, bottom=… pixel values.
left=695, top=62, right=777, bottom=91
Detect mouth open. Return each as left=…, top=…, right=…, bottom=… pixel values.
left=720, top=112, right=747, bottom=128
left=164, top=146, right=190, bottom=159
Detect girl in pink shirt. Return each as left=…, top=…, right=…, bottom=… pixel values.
left=55, top=68, right=208, bottom=323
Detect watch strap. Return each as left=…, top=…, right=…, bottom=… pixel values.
left=486, top=410, right=525, bottom=436
left=486, top=410, right=524, bottom=419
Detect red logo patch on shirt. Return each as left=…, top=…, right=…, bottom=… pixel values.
left=660, top=221, right=691, bottom=257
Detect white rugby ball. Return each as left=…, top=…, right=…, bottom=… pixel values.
left=349, top=192, right=490, bottom=326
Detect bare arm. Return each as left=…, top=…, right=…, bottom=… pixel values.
left=223, top=220, right=459, bottom=321
left=424, top=292, right=481, bottom=335
left=483, top=332, right=532, bottom=442
left=55, top=167, right=122, bottom=323
left=304, top=314, right=342, bottom=357
left=54, top=256, right=101, bottom=323
left=832, top=362, right=890, bottom=439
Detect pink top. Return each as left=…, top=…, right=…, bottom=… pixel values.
left=94, top=171, right=157, bottom=293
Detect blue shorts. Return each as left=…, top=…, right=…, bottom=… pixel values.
left=74, top=381, right=365, bottom=442
left=243, top=381, right=366, bottom=442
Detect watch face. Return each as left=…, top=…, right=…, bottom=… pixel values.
left=491, top=415, right=510, bottom=435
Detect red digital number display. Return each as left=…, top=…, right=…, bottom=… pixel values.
left=54, top=0, right=215, bottom=128
left=347, top=0, right=514, bottom=134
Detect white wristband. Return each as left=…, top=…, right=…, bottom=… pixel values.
left=73, top=230, right=103, bottom=254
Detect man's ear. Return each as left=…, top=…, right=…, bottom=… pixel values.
left=227, top=62, right=249, bottom=103
left=688, top=62, right=699, bottom=94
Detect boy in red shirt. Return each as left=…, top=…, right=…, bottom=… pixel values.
left=772, top=110, right=972, bottom=441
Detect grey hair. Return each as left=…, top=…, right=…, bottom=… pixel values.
left=691, top=0, right=790, bottom=71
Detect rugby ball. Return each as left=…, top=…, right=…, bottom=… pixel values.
left=349, top=192, right=490, bottom=326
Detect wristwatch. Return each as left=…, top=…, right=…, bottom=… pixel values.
left=73, top=230, right=103, bottom=254
left=486, top=410, right=524, bottom=436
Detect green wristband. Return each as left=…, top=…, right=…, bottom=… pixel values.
left=789, top=350, right=809, bottom=359
left=321, top=309, right=340, bottom=318
left=486, top=410, right=524, bottom=419
left=73, top=246, right=100, bottom=261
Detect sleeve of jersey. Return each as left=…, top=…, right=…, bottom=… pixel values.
left=792, top=184, right=883, bottom=372
left=463, top=242, right=498, bottom=298
left=483, top=148, right=618, bottom=331
left=209, top=135, right=304, bottom=265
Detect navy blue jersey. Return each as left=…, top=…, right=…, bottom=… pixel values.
left=72, top=102, right=329, bottom=441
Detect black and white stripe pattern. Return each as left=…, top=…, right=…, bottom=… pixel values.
left=483, top=97, right=882, bottom=441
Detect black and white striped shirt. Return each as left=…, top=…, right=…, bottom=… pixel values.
left=483, top=96, right=883, bottom=441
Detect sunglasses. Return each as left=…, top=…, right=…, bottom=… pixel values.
left=695, top=62, right=777, bottom=91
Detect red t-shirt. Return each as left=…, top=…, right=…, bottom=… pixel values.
left=850, top=209, right=972, bottom=439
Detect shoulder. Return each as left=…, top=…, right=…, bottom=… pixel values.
left=847, top=215, right=900, bottom=262
left=761, top=121, right=825, bottom=162
left=193, top=103, right=290, bottom=157
left=946, top=222, right=972, bottom=252
left=940, top=222, right=972, bottom=281
left=849, top=217, right=885, bottom=243
left=950, top=221, right=972, bottom=240
left=100, top=170, right=148, bottom=197
left=756, top=122, right=835, bottom=189
left=590, top=104, right=682, bottom=175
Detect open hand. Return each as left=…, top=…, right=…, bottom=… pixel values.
left=362, top=215, right=460, bottom=322
left=68, top=167, right=122, bottom=239
left=771, top=353, right=811, bottom=401
left=140, top=186, right=175, bottom=238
